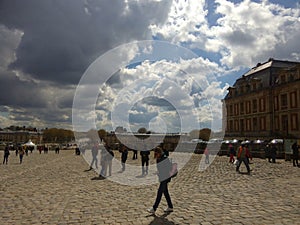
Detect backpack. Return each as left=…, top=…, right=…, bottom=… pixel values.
left=169, top=160, right=178, bottom=178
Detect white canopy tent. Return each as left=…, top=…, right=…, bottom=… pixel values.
left=23, top=140, right=37, bottom=150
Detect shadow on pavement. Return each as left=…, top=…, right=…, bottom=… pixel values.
left=147, top=212, right=175, bottom=225
left=91, top=176, right=106, bottom=180
left=84, top=168, right=93, bottom=172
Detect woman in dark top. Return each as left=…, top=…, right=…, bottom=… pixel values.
left=147, top=147, right=173, bottom=214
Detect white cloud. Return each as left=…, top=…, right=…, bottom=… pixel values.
left=95, top=55, right=225, bottom=132
left=207, top=0, right=300, bottom=67
left=149, top=0, right=300, bottom=69
left=149, top=0, right=208, bottom=44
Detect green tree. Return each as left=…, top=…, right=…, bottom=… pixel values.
left=43, top=128, right=74, bottom=143
left=138, top=127, right=147, bottom=133
left=199, top=128, right=211, bottom=141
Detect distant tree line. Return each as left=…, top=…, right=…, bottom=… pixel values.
left=43, top=128, right=75, bottom=143
left=1, top=125, right=218, bottom=144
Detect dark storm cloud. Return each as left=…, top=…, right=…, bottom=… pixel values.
left=0, top=0, right=172, bottom=85
left=0, top=0, right=173, bottom=128
left=0, top=71, right=47, bottom=108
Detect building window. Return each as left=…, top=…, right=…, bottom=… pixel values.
left=240, top=86, right=244, bottom=94
left=252, top=83, right=257, bottom=91
left=252, top=99, right=257, bottom=113
left=246, top=119, right=251, bottom=131
left=290, top=91, right=298, bottom=108
left=259, top=98, right=266, bottom=112
left=234, top=104, right=239, bottom=115
left=259, top=117, right=266, bottom=131
left=229, top=105, right=233, bottom=116
left=291, top=114, right=299, bottom=131
left=226, top=121, right=229, bottom=131
left=240, top=102, right=244, bottom=114
left=274, top=96, right=279, bottom=111
left=230, top=120, right=233, bottom=131
left=280, top=75, right=286, bottom=83
left=240, top=119, right=244, bottom=132
left=234, top=120, right=239, bottom=131
left=246, top=84, right=250, bottom=92
left=274, top=116, right=279, bottom=131
left=253, top=117, right=257, bottom=131
left=246, top=101, right=251, bottom=114
left=280, top=94, right=288, bottom=110
left=288, top=74, right=295, bottom=82
left=281, top=115, right=288, bottom=131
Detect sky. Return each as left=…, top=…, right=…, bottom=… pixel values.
left=0, top=0, right=299, bottom=134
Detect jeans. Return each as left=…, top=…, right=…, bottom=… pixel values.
left=205, top=155, right=209, bottom=164
left=236, top=158, right=250, bottom=173
left=153, top=180, right=173, bottom=210
left=142, top=158, right=149, bottom=175
left=3, top=155, right=9, bottom=164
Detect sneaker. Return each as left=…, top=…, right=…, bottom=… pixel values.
left=147, top=207, right=155, bottom=214
left=164, top=207, right=173, bottom=212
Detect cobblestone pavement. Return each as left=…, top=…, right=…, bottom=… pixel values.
left=0, top=150, right=299, bottom=225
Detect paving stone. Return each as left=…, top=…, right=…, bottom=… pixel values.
left=0, top=151, right=299, bottom=224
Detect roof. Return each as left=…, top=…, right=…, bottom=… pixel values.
left=223, top=58, right=300, bottom=100
left=243, top=58, right=300, bottom=77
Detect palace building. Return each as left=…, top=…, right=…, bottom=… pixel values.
left=0, top=130, right=43, bottom=145
left=223, top=58, right=300, bottom=140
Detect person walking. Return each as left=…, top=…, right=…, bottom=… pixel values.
left=120, top=145, right=128, bottom=172
left=99, top=148, right=108, bottom=178
left=236, top=144, right=250, bottom=174
left=106, top=145, right=114, bottom=176
left=19, top=147, right=25, bottom=164
left=228, top=144, right=235, bottom=163
left=147, top=147, right=173, bottom=214
left=204, top=147, right=209, bottom=164
left=55, top=146, right=60, bottom=154
left=265, top=144, right=271, bottom=163
left=90, top=142, right=99, bottom=170
left=3, top=145, right=10, bottom=164
left=270, top=144, right=277, bottom=163
left=140, top=149, right=150, bottom=176
left=132, top=148, right=138, bottom=160
left=292, top=142, right=299, bottom=167
left=38, top=145, right=42, bottom=154
left=24, top=146, right=28, bottom=156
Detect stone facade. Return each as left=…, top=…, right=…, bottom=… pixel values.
left=0, top=130, right=43, bottom=145
left=223, top=58, right=300, bottom=140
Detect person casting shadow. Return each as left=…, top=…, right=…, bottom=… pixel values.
left=90, top=142, right=99, bottom=170
left=147, top=147, right=174, bottom=214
